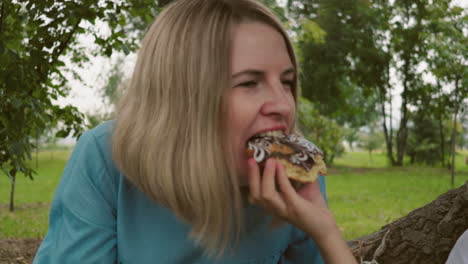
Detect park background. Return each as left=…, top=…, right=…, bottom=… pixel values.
left=0, top=0, right=467, bottom=263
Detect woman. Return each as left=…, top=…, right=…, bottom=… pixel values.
left=34, top=0, right=356, bottom=263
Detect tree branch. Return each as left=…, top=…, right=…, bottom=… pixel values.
left=50, top=17, right=82, bottom=68
left=38, top=16, right=82, bottom=84
left=349, top=181, right=468, bottom=263
left=0, top=0, right=6, bottom=34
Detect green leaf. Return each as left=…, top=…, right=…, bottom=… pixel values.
left=55, top=129, right=69, bottom=138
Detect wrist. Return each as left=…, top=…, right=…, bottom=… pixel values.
left=309, top=228, right=357, bottom=264
left=303, top=211, right=341, bottom=242
left=307, top=224, right=343, bottom=245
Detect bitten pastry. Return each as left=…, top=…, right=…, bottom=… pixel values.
left=246, top=131, right=327, bottom=186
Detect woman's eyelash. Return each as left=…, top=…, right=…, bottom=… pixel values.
left=237, top=80, right=293, bottom=88
left=282, top=80, right=294, bottom=88
left=239, top=81, right=258, bottom=87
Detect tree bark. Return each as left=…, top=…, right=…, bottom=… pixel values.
left=450, top=111, right=458, bottom=188
left=349, top=181, right=468, bottom=263
left=396, top=67, right=409, bottom=167
left=380, top=62, right=396, bottom=166
left=0, top=0, right=6, bottom=34
left=436, top=81, right=446, bottom=167
left=439, top=118, right=446, bottom=167
left=449, top=77, right=461, bottom=188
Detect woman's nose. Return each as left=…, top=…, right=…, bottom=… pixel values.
left=259, top=80, right=294, bottom=120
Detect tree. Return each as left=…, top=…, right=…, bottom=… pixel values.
left=425, top=3, right=467, bottom=186
left=371, top=0, right=467, bottom=168
left=0, top=0, right=162, bottom=211
left=287, top=0, right=385, bottom=129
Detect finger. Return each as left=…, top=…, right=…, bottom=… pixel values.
left=261, top=159, right=277, bottom=198
left=247, top=158, right=261, bottom=203
left=276, top=161, right=300, bottom=206
left=261, top=159, right=285, bottom=210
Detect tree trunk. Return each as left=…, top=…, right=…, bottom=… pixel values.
left=389, top=91, right=394, bottom=163
left=380, top=62, right=396, bottom=166
left=349, top=181, right=468, bottom=263
left=439, top=118, right=446, bottom=167
left=436, top=81, right=446, bottom=167
left=449, top=77, right=461, bottom=188
left=450, top=111, right=458, bottom=188
left=9, top=174, right=15, bottom=212
left=35, top=129, right=40, bottom=168
left=396, top=77, right=409, bottom=167
left=0, top=0, right=6, bottom=34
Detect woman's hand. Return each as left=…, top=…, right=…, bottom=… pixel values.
left=247, top=158, right=357, bottom=264
left=247, top=158, right=336, bottom=239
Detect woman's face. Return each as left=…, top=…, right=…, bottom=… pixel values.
left=225, top=22, right=296, bottom=184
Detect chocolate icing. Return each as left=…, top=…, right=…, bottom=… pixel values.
left=246, top=133, right=323, bottom=171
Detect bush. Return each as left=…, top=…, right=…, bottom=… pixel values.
left=298, top=97, right=345, bottom=164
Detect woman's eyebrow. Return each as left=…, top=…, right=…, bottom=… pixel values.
left=231, top=70, right=263, bottom=79
left=281, top=68, right=295, bottom=76
left=231, top=67, right=295, bottom=78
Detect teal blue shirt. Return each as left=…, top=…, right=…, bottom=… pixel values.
left=34, top=121, right=326, bottom=263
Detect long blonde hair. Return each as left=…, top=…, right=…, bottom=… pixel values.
left=112, top=0, right=298, bottom=257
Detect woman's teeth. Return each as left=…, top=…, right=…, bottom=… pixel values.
left=257, top=130, right=285, bottom=137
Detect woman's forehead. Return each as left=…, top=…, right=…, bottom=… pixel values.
left=230, top=22, right=293, bottom=75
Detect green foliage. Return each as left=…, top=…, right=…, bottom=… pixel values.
left=296, top=19, right=326, bottom=44
left=259, top=0, right=288, bottom=23
left=399, top=2, right=468, bottom=167
left=288, top=0, right=385, bottom=128
left=406, top=109, right=446, bottom=166
left=298, top=97, right=345, bottom=164
left=0, top=0, right=160, bottom=210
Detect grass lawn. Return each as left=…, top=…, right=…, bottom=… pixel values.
left=0, top=148, right=467, bottom=240
left=328, top=151, right=468, bottom=240
left=0, top=150, right=71, bottom=238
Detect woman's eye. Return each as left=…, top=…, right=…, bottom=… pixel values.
left=238, top=81, right=258, bottom=88
left=282, top=80, right=294, bottom=89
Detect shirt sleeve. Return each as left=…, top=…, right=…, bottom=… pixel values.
left=446, top=229, right=468, bottom=264
left=279, top=175, right=327, bottom=264
left=33, top=129, right=118, bottom=264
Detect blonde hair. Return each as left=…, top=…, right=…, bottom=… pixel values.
left=112, top=0, right=299, bottom=257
